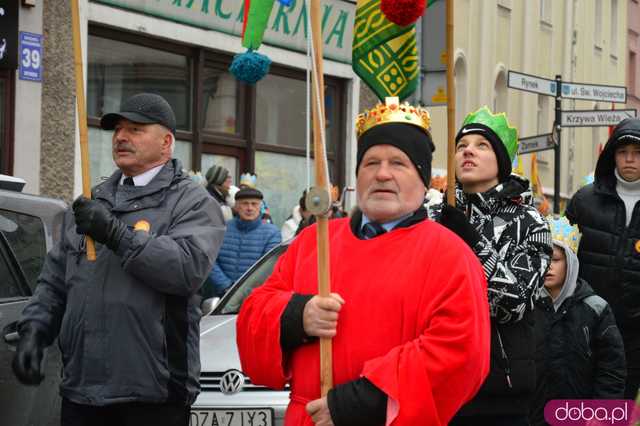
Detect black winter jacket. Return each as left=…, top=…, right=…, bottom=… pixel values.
left=431, top=175, right=553, bottom=416
left=566, top=118, right=640, bottom=332
left=530, top=279, right=626, bottom=426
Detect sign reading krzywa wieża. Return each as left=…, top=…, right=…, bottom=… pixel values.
left=93, top=0, right=355, bottom=64
left=0, top=0, right=19, bottom=70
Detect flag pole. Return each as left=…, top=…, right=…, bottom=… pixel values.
left=309, top=0, right=333, bottom=396
left=71, top=0, right=96, bottom=261
left=445, top=0, right=456, bottom=206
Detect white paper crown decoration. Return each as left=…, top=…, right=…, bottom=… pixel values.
left=240, top=173, right=257, bottom=188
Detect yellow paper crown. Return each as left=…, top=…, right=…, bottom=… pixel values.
left=356, top=97, right=431, bottom=138
left=546, top=215, right=581, bottom=253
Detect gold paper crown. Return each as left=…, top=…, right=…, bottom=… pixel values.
left=356, top=97, right=431, bottom=138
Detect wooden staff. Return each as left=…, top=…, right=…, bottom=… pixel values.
left=71, top=0, right=96, bottom=261
left=446, top=0, right=456, bottom=206
left=309, top=0, right=333, bottom=397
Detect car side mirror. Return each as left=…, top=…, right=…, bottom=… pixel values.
left=201, top=297, right=220, bottom=316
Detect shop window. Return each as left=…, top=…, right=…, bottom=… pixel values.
left=0, top=70, right=14, bottom=174
left=85, top=27, right=346, bottom=211
left=0, top=77, right=6, bottom=172
left=255, top=150, right=318, bottom=227
left=255, top=74, right=337, bottom=154
left=87, top=35, right=191, bottom=131
left=201, top=67, right=238, bottom=135
left=202, top=154, right=239, bottom=184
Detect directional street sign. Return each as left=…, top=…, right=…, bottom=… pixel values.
left=508, top=70, right=557, bottom=97
left=561, top=81, right=627, bottom=104
left=560, top=109, right=637, bottom=127
left=518, top=133, right=555, bottom=155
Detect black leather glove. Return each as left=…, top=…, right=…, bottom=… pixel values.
left=12, top=324, right=46, bottom=385
left=439, top=204, right=482, bottom=248
left=72, top=196, right=130, bottom=251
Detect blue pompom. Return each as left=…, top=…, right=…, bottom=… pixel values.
left=229, top=50, right=271, bottom=84
left=277, top=0, right=293, bottom=5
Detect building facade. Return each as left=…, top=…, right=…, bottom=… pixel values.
left=4, top=0, right=361, bottom=227
left=629, top=0, right=640, bottom=113
left=425, top=0, right=628, bottom=208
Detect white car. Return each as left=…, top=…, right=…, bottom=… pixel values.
left=192, top=243, right=290, bottom=426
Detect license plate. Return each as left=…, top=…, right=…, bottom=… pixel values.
left=190, top=408, right=274, bottom=426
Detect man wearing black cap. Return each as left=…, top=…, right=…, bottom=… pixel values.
left=567, top=117, right=640, bottom=399
left=236, top=97, right=491, bottom=425
left=12, top=93, right=226, bottom=425
left=207, top=186, right=281, bottom=297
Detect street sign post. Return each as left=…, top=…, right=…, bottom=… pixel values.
left=560, top=109, right=637, bottom=127
left=518, top=133, right=555, bottom=155
left=507, top=70, right=557, bottom=97
left=561, top=81, right=627, bottom=104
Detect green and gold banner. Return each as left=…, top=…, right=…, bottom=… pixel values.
left=352, top=0, right=441, bottom=101
left=352, top=0, right=419, bottom=101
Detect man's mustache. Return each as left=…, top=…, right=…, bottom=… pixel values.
left=114, top=143, right=134, bottom=152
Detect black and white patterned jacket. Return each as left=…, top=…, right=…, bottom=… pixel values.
left=429, top=174, right=553, bottom=324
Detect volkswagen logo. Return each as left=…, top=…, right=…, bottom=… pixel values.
left=220, top=369, right=245, bottom=395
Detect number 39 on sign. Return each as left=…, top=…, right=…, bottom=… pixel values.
left=18, top=31, right=42, bottom=82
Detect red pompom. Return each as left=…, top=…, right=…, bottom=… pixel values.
left=381, top=0, right=426, bottom=27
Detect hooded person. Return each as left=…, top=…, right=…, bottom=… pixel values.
left=236, top=97, right=491, bottom=426
left=205, top=164, right=234, bottom=221
left=429, top=106, right=553, bottom=426
left=529, top=216, right=625, bottom=426
left=566, top=117, right=640, bottom=398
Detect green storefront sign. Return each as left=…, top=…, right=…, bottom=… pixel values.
left=93, top=0, right=355, bottom=63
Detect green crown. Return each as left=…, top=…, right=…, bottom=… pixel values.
left=462, top=106, right=519, bottom=162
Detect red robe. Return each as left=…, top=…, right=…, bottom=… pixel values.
left=236, top=218, right=490, bottom=425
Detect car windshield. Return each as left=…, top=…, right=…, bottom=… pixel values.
left=215, top=244, right=288, bottom=315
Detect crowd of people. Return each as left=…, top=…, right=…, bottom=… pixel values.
left=8, top=91, right=640, bottom=426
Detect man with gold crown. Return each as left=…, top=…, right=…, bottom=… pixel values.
left=529, top=216, right=625, bottom=426
left=236, top=97, right=491, bottom=425
left=430, top=107, right=553, bottom=425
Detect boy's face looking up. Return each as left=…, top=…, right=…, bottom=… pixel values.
left=544, top=245, right=567, bottom=294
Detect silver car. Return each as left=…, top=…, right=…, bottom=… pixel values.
left=0, top=182, right=66, bottom=426
left=192, top=243, right=290, bottom=426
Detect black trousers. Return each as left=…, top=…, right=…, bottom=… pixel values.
left=61, top=398, right=190, bottom=426
left=450, top=414, right=530, bottom=426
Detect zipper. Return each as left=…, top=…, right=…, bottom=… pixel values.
left=583, top=326, right=592, bottom=357
left=496, top=325, right=512, bottom=389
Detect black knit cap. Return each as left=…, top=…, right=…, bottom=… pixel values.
left=235, top=187, right=263, bottom=201
left=356, top=122, right=435, bottom=186
left=100, top=93, right=177, bottom=135
left=455, top=123, right=512, bottom=182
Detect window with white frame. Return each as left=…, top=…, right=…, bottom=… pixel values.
left=540, top=0, right=552, bottom=24
left=595, top=0, right=603, bottom=48
left=610, top=0, right=618, bottom=57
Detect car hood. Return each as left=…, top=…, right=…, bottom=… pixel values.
left=199, top=314, right=241, bottom=372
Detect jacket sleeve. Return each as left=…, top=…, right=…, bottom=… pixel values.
left=236, top=238, right=300, bottom=389
left=264, top=226, right=282, bottom=255
left=209, top=261, right=234, bottom=295
left=361, top=238, right=491, bottom=426
left=593, top=303, right=627, bottom=398
left=116, top=185, right=226, bottom=297
left=565, top=196, right=578, bottom=224
left=472, top=209, right=553, bottom=324
left=18, top=211, right=71, bottom=345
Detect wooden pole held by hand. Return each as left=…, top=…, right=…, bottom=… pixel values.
left=71, top=0, right=96, bottom=261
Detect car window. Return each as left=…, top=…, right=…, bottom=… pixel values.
left=218, top=246, right=287, bottom=315
left=0, top=234, right=28, bottom=298
left=0, top=209, right=46, bottom=292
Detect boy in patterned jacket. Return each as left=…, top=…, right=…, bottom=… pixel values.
left=431, top=106, right=553, bottom=426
